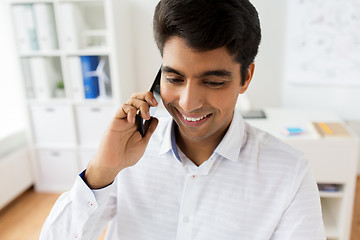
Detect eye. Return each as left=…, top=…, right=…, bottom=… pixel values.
left=166, top=77, right=184, bottom=84
left=205, top=81, right=225, bottom=88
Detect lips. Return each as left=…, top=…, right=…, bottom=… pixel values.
left=175, top=109, right=211, bottom=127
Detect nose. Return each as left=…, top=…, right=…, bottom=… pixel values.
left=178, top=80, right=204, bottom=112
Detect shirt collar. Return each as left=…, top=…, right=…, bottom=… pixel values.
left=213, top=109, right=245, bottom=162
left=158, top=109, right=245, bottom=163
left=159, top=120, right=181, bottom=161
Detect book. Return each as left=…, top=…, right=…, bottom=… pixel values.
left=80, top=56, right=100, bottom=99
left=33, top=3, right=58, bottom=50
left=312, top=122, right=351, bottom=138
left=12, top=4, right=39, bottom=52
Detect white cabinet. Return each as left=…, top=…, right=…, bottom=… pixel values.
left=36, top=149, right=78, bottom=192
left=29, top=104, right=76, bottom=146
left=74, top=104, right=115, bottom=147
left=7, top=0, right=135, bottom=192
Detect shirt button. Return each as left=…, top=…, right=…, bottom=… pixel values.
left=88, top=201, right=94, bottom=207
left=183, top=216, right=190, bottom=223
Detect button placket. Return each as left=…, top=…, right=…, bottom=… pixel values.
left=176, top=174, right=200, bottom=240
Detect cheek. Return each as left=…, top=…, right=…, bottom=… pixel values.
left=160, top=83, right=176, bottom=105
left=210, top=90, right=239, bottom=112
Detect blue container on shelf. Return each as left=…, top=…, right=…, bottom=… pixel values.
left=80, top=56, right=100, bottom=99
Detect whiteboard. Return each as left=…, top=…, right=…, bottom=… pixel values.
left=283, top=0, right=360, bottom=86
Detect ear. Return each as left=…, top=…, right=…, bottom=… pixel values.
left=239, top=62, right=255, bottom=94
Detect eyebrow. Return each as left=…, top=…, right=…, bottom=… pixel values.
left=162, top=66, right=233, bottom=78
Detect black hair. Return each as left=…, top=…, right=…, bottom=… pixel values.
left=153, top=0, right=261, bottom=85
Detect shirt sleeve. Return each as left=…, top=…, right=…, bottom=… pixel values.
left=270, top=158, right=327, bottom=240
left=39, top=170, right=117, bottom=240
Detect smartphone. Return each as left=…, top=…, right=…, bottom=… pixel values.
left=135, top=68, right=161, bottom=137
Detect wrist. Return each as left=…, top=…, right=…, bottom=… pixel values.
left=84, top=163, right=120, bottom=189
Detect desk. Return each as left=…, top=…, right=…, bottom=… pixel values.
left=246, top=108, right=359, bottom=240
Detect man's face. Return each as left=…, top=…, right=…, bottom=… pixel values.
left=161, top=37, right=251, bottom=144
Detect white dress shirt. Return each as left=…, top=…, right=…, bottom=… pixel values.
left=40, top=109, right=326, bottom=240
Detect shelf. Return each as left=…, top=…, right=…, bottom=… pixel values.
left=58, top=0, right=104, bottom=2
left=321, top=198, right=341, bottom=239
left=10, top=0, right=53, bottom=4
left=26, top=99, right=72, bottom=105
left=72, top=99, right=115, bottom=106
left=318, top=184, right=344, bottom=198
left=64, top=48, right=110, bottom=56
left=35, top=144, right=77, bottom=150
left=319, top=191, right=344, bottom=198
left=19, top=49, right=110, bottom=56
left=19, top=50, right=61, bottom=57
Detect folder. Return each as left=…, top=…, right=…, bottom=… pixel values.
left=33, top=3, right=58, bottom=50
left=21, top=58, right=35, bottom=99
left=30, top=57, right=56, bottom=99
left=312, top=122, right=351, bottom=138
left=80, top=56, right=100, bottom=99
left=67, top=56, right=84, bottom=100
left=59, top=3, right=84, bottom=50
left=12, top=4, right=39, bottom=52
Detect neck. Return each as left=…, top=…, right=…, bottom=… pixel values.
left=175, top=124, right=230, bottom=167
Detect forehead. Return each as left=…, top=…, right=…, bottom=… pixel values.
left=162, top=37, right=241, bottom=74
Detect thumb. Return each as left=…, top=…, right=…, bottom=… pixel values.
left=142, top=117, right=159, bottom=144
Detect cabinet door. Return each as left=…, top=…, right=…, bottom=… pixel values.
left=30, top=105, right=76, bottom=146
left=36, top=149, right=78, bottom=191
left=75, top=105, right=115, bottom=147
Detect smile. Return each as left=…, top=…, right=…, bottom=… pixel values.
left=181, top=113, right=209, bottom=122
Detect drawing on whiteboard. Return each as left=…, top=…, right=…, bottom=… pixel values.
left=284, top=0, right=360, bottom=86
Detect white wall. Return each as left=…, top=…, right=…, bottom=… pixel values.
left=127, top=0, right=162, bottom=92
left=246, top=0, right=286, bottom=109
left=0, top=2, right=26, bottom=136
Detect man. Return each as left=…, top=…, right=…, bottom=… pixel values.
left=40, top=0, right=326, bottom=239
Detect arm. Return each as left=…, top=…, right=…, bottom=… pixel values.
left=39, top=92, right=159, bottom=239
left=39, top=172, right=117, bottom=240
left=271, top=160, right=326, bottom=240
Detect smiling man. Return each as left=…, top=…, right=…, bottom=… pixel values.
left=40, top=0, right=326, bottom=239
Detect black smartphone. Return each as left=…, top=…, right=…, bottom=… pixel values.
left=135, top=68, right=161, bottom=137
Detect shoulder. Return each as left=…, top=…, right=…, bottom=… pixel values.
left=242, top=122, right=310, bottom=180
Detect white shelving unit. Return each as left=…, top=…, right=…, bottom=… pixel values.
left=7, top=0, right=136, bottom=192
left=246, top=108, right=359, bottom=240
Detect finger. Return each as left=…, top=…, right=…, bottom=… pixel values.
left=121, top=104, right=138, bottom=123
left=114, top=105, right=128, bottom=120
left=131, top=92, right=158, bottom=107
left=142, top=117, right=159, bottom=144
left=126, top=98, right=151, bottom=120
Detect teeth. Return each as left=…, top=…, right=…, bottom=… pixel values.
left=181, top=114, right=208, bottom=122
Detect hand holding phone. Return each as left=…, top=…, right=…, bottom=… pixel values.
left=136, top=68, right=162, bottom=137
left=83, top=69, right=161, bottom=189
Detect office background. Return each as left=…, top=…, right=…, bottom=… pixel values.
left=0, top=1, right=360, bottom=239
left=2, top=0, right=360, bottom=127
